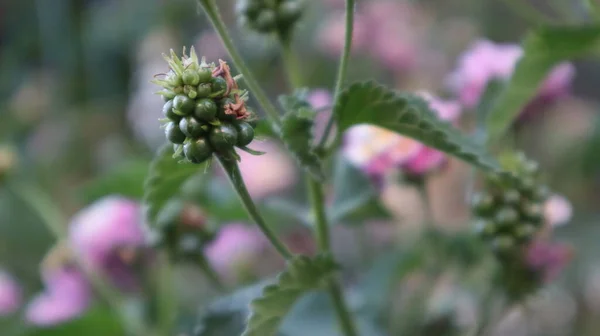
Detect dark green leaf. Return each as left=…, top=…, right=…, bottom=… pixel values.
left=25, top=309, right=124, bottom=336
left=81, top=160, right=149, bottom=203
left=144, top=144, right=203, bottom=225
left=242, top=254, right=337, bottom=336
left=279, top=93, right=325, bottom=181
left=330, top=155, right=391, bottom=224
left=334, top=81, right=504, bottom=174
left=486, top=26, right=600, bottom=143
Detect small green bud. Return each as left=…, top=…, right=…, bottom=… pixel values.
left=179, top=117, right=207, bottom=138
left=194, top=99, right=218, bottom=121
left=492, top=235, right=515, bottom=253
left=184, top=85, right=198, bottom=99
left=184, top=138, right=213, bottom=164
left=167, top=71, right=183, bottom=87
left=503, top=189, right=521, bottom=205
left=165, top=122, right=187, bottom=144
left=521, top=202, right=544, bottom=223
left=209, top=123, right=238, bottom=151
left=196, top=83, right=212, bottom=98
left=278, top=1, right=304, bottom=23
left=471, top=192, right=495, bottom=216
left=217, top=97, right=237, bottom=121
left=495, top=207, right=519, bottom=227
left=514, top=224, right=537, bottom=243
left=235, top=122, right=254, bottom=147
left=236, top=0, right=261, bottom=16
left=197, top=69, right=213, bottom=84
left=253, top=9, right=277, bottom=32
left=173, top=94, right=195, bottom=116
left=211, top=77, right=228, bottom=95
left=182, top=69, right=201, bottom=86
left=162, top=100, right=181, bottom=122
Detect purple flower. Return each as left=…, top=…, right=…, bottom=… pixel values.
left=25, top=268, right=92, bottom=326
left=68, top=196, right=147, bottom=290
left=544, top=194, right=572, bottom=228
left=526, top=240, right=573, bottom=282
left=204, top=223, right=266, bottom=280
left=448, top=40, right=574, bottom=110
left=0, top=270, right=21, bottom=316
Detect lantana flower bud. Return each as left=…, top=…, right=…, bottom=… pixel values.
left=236, top=0, right=306, bottom=36
left=153, top=48, right=259, bottom=164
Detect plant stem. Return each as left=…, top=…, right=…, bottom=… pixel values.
left=196, top=253, right=227, bottom=293
left=7, top=182, right=148, bottom=336
left=307, top=178, right=330, bottom=250
left=198, top=0, right=282, bottom=131
left=328, top=281, right=360, bottom=336
left=216, top=155, right=293, bottom=260
left=317, top=0, right=355, bottom=150
left=278, top=33, right=303, bottom=90
left=415, top=178, right=434, bottom=229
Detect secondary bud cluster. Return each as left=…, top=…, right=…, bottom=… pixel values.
left=236, top=0, right=306, bottom=35
left=153, top=200, right=216, bottom=261
left=471, top=152, right=549, bottom=256
left=154, top=48, right=257, bottom=164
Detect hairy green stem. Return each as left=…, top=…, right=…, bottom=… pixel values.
left=216, top=155, right=293, bottom=259
left=328, top=281, right=360, bottom=336
left=198, top=0, right=282, bottom=131
left=196, top=253, right=227, bottom=293
left=307, top=178, right=330, bottom=250
left=7, top=182, right=148, bottom=336
left=317, top=0, right=355, bottom=150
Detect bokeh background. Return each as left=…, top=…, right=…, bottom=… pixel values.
left=1, top=0, right=600, bottom=335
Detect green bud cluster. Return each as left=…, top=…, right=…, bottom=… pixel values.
left=153, top=200, right=216, bottom=261
left=236, top=0, right=306, bottom=36
left=154, top=47, right=258, bottom=164
left=471, top=152, right=550, bottom=257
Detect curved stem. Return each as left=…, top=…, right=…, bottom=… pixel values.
left=307, top=178, right=330, bottom=250
left=317, top=0, right=355, bottom=150
left=216, top=155, right=293, bottom=260
left=328, top=281, right=359, bottom=336
left=198, top=0, right=282, bottom=131
left=7, top=181, right=148, bottom=336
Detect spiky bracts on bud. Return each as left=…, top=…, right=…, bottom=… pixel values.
left=471, top=152, right=554, bottom=300
left=236, top=0, right=306, bottom=37
left=153, top=47, right=259, bottom=164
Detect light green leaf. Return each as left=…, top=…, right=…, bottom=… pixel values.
left=143, top=144, right=203, bottom=225
left=330, top=154, right=391, bottom=224
left=279, top=93, right=325, bottom=181
left=334, top=81, right=503, bottom=174
left=486, top=26, right=600, bottom=143
left=242, top=254, right=337, bottom=336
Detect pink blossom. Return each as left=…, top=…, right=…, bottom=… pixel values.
left=69, top=197, right=145, bottom=269
left=25, top=268, right=92, bottom=326
left=318, top=12, right=368, bottom=56
left=449, top=40, right=575, bottom=109
left=307, top=89, right=333, bottom=111
left=235, top=141, right=297, bottom=199
left=204, top=223, right=266, bottom=279
left=544, top=194, right=572, bottom=227
left=526, top=240, right=573, bottom=282
left=0, top=270, right=21, bottom=316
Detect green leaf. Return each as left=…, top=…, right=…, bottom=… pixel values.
left=330, top=154, right=391, bottom=224
left=334, top=81, right=503, bottom=174
left=486, top=26, right=600, bottom=143
left=242, top=254, right=337, bottom=336
left=81, top=160, right=149, bottom=203
left=143, top=144, right=203, bottom=225
left=279, top=93, right=325, bottom=181
left=25, top=308, right=124, bottom=336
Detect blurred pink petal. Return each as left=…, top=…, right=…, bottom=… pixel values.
left=307, top=89, right=333, bottom=110
left=25, top=268, right=92, bottom=326
left=236, top=141, right=297, bottom=199
left=402, top=148, right=447, bottom=176
left=544, top=194, right=573, bottom=227
left=69, top=197, right=145, bottom=269
left=205, top=223, right=266, bottom=278
left=538, top=62, right=575, bottom=100
left=526, top=240, right=573, bottom=282
left=0, top=270, right=21, bottom=316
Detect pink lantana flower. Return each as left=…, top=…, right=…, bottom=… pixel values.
left=0, top=270, right=21, bottom=316
left=544, top=194, right=573, bottom=228
left=204, top=223, right=266, bottom=280
left=448, top=40, right=574, bottom=109
left=25, top=268, right=92, bottom=326
left=526, top=240, right=573, bottom=282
